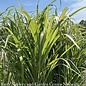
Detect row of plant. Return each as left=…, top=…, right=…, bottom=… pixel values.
left=0, top=0, right=86, bottom=85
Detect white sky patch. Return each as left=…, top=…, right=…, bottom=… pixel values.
left=64, top=0, right=78, bottom=3
left=68, top=0, right=86, bottom=23
left=23, top=2, right=37, bottom=6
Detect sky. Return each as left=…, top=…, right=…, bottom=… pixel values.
left=0, top=0, right=86, bottom=23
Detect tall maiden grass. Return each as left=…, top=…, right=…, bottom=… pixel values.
left=0, top=0, right=86, bottom=85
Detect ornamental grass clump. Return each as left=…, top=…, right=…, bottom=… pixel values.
left=0, top=0, right=86, bottom=85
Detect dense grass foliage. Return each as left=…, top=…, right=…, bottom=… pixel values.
left=0, top=0, right=86, bottom=85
